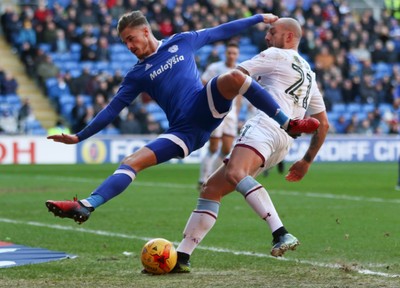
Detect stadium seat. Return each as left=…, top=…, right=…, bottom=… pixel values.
left=160, top=119, right=169, bottom=130
left=239, top=37, right=252, bottom=45
left=361, top=103, right=376, bottom=113
left=99, top=126, right=120, bottom=135
left=110, top=43, right=126, bottom=54
left=332, top=103, right=346, bottom=113
left=70, top=43, right=82, bottom=53
left=5, top=94, right=22, bottom=108
left=347, top=103, right=362, bottom=113
left=39, top=43, right=52, bottom=53
left=378, top=103, right=393, bottom=113
left=239, top=44, right=258, bottom=55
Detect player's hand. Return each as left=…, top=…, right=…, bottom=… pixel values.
left=47, top=133, right=79, bottom=144
left=260, top=14, right=279, bottom=24
left=285, top=159, right=310, bottom=182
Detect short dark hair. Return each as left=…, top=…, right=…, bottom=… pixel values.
left=226, top=41, right=239, bottom=49
left=117, top=10, right=149, bottom=35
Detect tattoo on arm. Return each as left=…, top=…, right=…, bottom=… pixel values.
left=303, top=130, right=322, bottom=163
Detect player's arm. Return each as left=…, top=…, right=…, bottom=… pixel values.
left=285, top=111, right=329, bottom=182
left=47, top=97, right=127, bottom=144
left=194, top=14, right=278, bottom=47
left=75, top=97, right=127, bottom=141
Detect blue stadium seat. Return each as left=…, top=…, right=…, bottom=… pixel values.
left=95, top=61, right=110, bottom=71
left=45, top=77, right=58, bottom=90
left=145, top=102, right=162, bottom=113
left=240, top=44, right=258, bottom=55
left=239, top=37, right=251, bottom=45
left=99, top=126, right=120, bottom=135
left=332, top=103, right=346, bottom=113
left=31, top=127, right=48, bottom=135
left=39, top=43, right=51, bottom=53
left=160, top=119, right=169, bottom=130
left=347, top=103, right=362, bottom=113
left=327, top=111, right=340, bottom=122
left=110, top=43, right=126, bottom=54
left=378, top=103, right=393, bottom=113
left=70, top=43, right=82, bottom=53
left=361, top=103, right=375, bottom=113
left=5, top=94, right=21, bottom=107
left=151, top=111, right=167, bottom=122
left=80, top=94, right=93, bottom=106
left=63, top=61, right=80, bottom=71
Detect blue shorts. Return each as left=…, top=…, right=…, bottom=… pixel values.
left=146, top=77, right=232, bottom=163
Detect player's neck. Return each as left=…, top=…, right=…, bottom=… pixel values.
left=225, top=61, right=236, bottom=68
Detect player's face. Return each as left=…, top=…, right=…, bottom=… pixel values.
left=265, top=25, right=285, bottom=49
left=120, top=25, right=152, bottom=60
left=225, top=46, right=239, bottom=66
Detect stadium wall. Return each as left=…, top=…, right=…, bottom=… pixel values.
left=1, top=135, right=400, bottom=164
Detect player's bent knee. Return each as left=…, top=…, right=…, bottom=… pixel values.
left=224, top=168, right=244, bottom=187
left=225, top=69, right=245, bottom=84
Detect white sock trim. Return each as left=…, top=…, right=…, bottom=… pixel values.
left=113, top=169, right=136, bottom=180
left=238, top=75, right=252, bottom=95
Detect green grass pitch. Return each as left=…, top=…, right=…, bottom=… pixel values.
left=0, top=162, right=399, bottom=287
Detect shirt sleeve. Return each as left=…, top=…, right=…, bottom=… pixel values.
left=184, top=15, right=264, bottom=50
left=76, top=96, right=127, bottom=141
left=76, top=74, right=140, bottom=141
left=307, top=78, right=326, bottom=116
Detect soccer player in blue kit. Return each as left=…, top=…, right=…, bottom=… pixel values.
left=46, top=11, right=319, bottom=241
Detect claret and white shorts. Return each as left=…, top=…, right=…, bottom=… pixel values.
left=229, top=112, right=294, bottom=175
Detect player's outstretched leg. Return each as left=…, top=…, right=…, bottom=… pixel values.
left=45, top=197, right=94, bottom=224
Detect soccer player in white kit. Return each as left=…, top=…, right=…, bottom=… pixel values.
left=198, top=41, right=243, bottom=187
left=174, top=17, right=330, bottom=271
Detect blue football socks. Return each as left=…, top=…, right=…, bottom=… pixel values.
left=241, top=77, right=289, bottom=127
left=82, top=164, right=136, bottom=209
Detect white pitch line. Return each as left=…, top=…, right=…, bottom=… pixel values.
left=0, top=217, right=398, bottom=278
left=2, top=174, right=400, bottom=205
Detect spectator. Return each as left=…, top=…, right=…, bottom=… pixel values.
left=0, top=66, right=5, bottom=88
left=120, top=111, right=142, bottom=134
left=70, top=94, right=88, bottom=133
left=1, top=72, right=18, bottom=95
left=371, top=40, right=387, bottom=64
left=19, top=42, right=36, bottom=77
left=17, top=20, right=36, bottom=52
left=42, top=21, right=58, bottom=47
left=359, top=74, right=379, bottom=104
left=95, top=36, right=111, bottom=61
left=34, top=0, right=52, bottom=25
left=93, top=93, right=108, bottom=116
left=36, top=55, right=60, bottom=88
left=345, top=113, right=359, bottom=134
left=323, top=79, right=343, bottom=110
left=334, top=115, right=348, bottom=134
left=51, top=29, right=70, bottom=53
left=110, top=0, right=125, bottom=20
left=80, top=35, right=97, bottom=61
left=314, top=45, right=335, bottom=72
left=72, top=66, right=94, bottom=95
left=18, top=97, right=34, bottom=133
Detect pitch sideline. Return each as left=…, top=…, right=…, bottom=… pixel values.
left=0, top=217, right=398, bottom=278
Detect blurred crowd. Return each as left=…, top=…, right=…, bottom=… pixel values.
left=1, top=0, right=400, bottom=136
